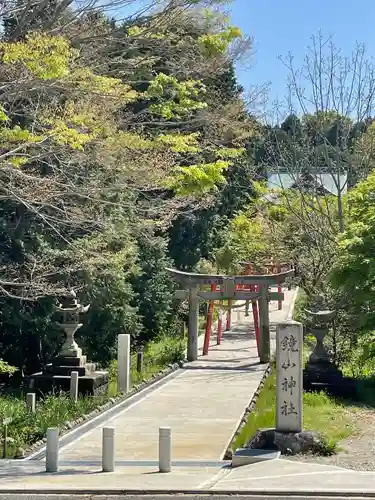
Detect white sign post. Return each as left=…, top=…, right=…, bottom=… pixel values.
left=276, top=320, right=303, bottom=433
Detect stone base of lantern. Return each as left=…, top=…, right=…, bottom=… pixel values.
left=303, top=361, right=357, bottom=399
left=27, top=355, right=108, bottom=397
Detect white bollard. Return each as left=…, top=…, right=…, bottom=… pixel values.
left=102, top=427, right=115, bottom=472
left=26, top=393, right=36, bottom=413
left=46, top=427, right=59, bottom=473
left=159, top=426, right=171, bottom=473
left=117, top=334, right=130, bottom=393
left=70, top=371, right=79, bottom=402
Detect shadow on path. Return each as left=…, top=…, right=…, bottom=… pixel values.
left=183, top=364, right=264, bottom=373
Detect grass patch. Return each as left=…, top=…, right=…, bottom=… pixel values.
left=232, top=371, right=355, bottom=455
left=0, top=392, right=107, bottom=458
left=0, top=334, right=186, bottom=458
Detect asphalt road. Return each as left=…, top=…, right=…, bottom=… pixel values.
left=2, top=495, right=375, bottom=500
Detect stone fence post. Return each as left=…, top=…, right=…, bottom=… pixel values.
left=117, top=334, right=130, bottom=393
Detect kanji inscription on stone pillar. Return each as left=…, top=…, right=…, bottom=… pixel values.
left=276, top=321, right=303, bottom=432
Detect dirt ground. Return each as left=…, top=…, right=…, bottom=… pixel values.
left=286, top=407, right=375, bottom=471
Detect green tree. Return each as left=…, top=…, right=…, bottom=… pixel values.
left=0, top=1, right=255, bottom=372
left=131, top=234, right=176, bottom=344
left=332, top=171, right=375, bottom=331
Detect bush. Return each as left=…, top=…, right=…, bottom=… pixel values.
left=78, top=227, right=141, bottom=366
left=0, top=297, right=62, bottom=374
left=146, top=335, right=185, bottom=366
left=341, top=331, right=375, bottom=379
left=0, top=359, right=17, bottom=374
left=292, top=289, right=308, bottom=324
left=0, top=393, right=106, bottom=457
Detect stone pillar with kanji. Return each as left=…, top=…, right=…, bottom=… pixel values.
left=276, top=321, right=303, bottom=432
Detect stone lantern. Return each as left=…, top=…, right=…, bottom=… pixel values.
left=28, top=290, right=108, bottom=397
left=305, top=309, right=335, bottom=366
left=303, top=308, right=355, bottom=397
left=56, top=289, right=90, bottom=360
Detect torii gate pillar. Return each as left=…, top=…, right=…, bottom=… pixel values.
left=258, top=284, right=270, bottom=363
left=188, top=287, right=199, bottom=362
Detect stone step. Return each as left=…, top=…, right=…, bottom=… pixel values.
left=44, top=363, right=96, bottom=376
left=52, top=355, right=87, bottom=367
left=28, top=371, right=108, bottom=396
left=232, top=448, right=281, bottom=468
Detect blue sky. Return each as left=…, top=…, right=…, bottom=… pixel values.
left=118, top=0, right=375, bottom=116
left=229, top=0, right=375, bottom=104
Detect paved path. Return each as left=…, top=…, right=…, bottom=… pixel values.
left=49, top=289, right=296, bottom=462
left=2, top=457, right=375, bottom=494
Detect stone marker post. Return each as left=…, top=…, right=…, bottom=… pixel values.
left=70, top=371, right=79, bottom=402
left=187, top=287, right=199, bottom=362
left=276, top=321, right=303, bottom=432
left=26, top=393, right=36, bottom=413
left=136, top=350, right=143, bottom=373
left=117, top=334, right=130, bottom=393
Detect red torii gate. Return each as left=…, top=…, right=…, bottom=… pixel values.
left=240, top=260, right=293, bottom=310
left=167, top=268, right=294, bottom=364
left=203, top=281, right=257, bottom=356
left=202, top=261, right=293, bottom=359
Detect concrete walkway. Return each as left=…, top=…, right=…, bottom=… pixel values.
left=2, top=456, right=375, bottom=494
left=45, top=289, right=295, bottom=462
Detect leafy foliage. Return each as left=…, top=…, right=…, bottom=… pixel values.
left=332, top=171, right=375, bottom=331
left=0, top=360, right=17, bottom=374
left=215, top=212, right=271, bottom=272
left=0, top=0, right=253, bottom=373
left=168, top=160, right=230, bottom=196
left=144, top=73, right=208, bottom=119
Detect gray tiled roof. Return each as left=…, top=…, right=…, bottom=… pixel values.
left=267, top=172, right=347, bottom=196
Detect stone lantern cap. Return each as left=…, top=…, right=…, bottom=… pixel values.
left=304, top=309, right=336, bottom=323
left=56, top=289, right=90, bottom=315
